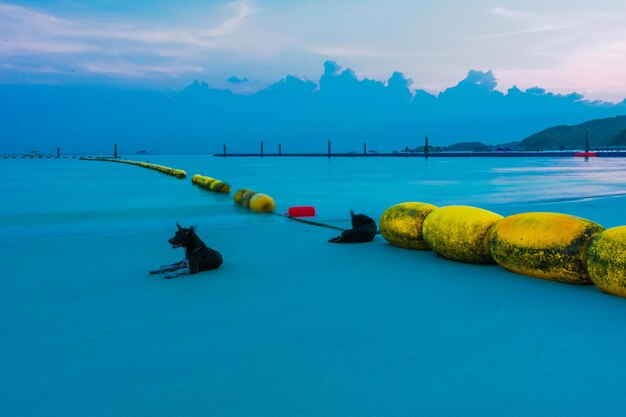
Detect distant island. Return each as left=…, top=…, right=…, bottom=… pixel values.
left=434, top=116, right=626, bottom=152
left=517, top=115, right=626, bottom=151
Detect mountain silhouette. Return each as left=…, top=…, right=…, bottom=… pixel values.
left=518, top=116, right=626, bottom=150
left=1, top=61, right=625, bottom=154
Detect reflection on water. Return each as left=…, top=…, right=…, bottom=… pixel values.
left=485, top=158, right=626, bottom=204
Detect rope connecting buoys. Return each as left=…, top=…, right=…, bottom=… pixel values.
left=191, top=174, right=231, bottom=193
left=80, top=157, right=186, bottom=179
left=423, top=205, right=503, bottom=264
left=233, top=188, right=276, bottom=213
left=379, top=202, right=437, bottom=249
left=489, top=212, right=603, bottom=284
left=587, top=227, right=626, bottom=296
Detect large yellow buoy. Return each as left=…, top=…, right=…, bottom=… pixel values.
left=489, top=212, right=604, bottom=284
left=379, top=202, right=437, bottom=249
left=422, top=205, right=503, bottom=264
left=587, top=226, right=626, bottom=296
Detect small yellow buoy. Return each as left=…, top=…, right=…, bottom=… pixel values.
left=249, top=194, right=276, bottom=213
left=233, top=188, right=275, bottom=213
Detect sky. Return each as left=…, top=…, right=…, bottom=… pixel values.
left=1, top=0, right=626, bottom=102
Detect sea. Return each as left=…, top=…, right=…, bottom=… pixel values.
left=2, top=155, right=626, bottom=417
left=4, top=154, right=626, bottom=239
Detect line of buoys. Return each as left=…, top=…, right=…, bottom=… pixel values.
left=233, top=188, right=276, bottom=213
left=80, top=157, right=186, bottom=179
left=191, top=174, right=231, bottom=193
left=379, top=201, right=626, bottom=298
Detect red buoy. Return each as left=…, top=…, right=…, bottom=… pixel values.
left=287, top=206, right=316, bottom=217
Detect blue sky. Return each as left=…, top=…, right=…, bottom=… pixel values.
left=2, top=0, right=626, bottom=101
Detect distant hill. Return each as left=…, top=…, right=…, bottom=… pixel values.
left=443, top=141, right=520, bottom=152
left=518, top=116, right=626, bottom=150
left=607, top=129, right=626, bottom=147
left=445, top=142, right=486, bottom=151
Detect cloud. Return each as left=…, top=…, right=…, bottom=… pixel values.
left=227, top=76, right=249, bottom=83
left=490, top=7, right=527, bottom=18
left=310, top=45, right=403, bottom=59
left=468, top=25, right=564, bottom=41
left=0, top=1, right=258, bottom=74
left=463, top=69, right=497, bottom=91
left=470, top=6, right=568, bottom=40
left=78, top=61, right=204, bottom=77
left=201, top=1, right=257, bottom=38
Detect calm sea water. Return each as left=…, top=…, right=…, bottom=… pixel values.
left=2, top=155, right=626, bottom=240
left=3, top=155, right=626, bottom=417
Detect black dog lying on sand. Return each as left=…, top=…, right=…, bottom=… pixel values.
left=150, top=223, right=223, bottom=279
left=328, top=210, right=377, bottom=243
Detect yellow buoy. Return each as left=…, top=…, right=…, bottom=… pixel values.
left=233, top=188, right=249, bottom=204
left=192, top=174, right=230, bottom=193
left=240, top=189, right=257, bottom=207
left=489, top=212, right=603, bottom=284
left=211, top=181, right=230, bottom=193
left=249, top=194, right=276, bottom=213
left=422, top=205, right=503, bottom=264
left=587, top=226, right=626, bottom=296
left=379, top=202, right=437, bottom=249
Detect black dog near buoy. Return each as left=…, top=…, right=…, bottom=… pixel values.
left=328, top=210, right=377, bottom=243
left=150, top=223, right=223, bottom=279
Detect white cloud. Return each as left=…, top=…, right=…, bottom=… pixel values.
left=468, top=25, right=564, bottom=41
left=201, top=1, right=257, bottom=37
left=2, top=0, right=626, bottom=102
left=490, top=7, right=527, bottom=18
left=78, top=61, right=205, bottom=77
left=0, top=1, right=259, bottom=70
left=309, top=45, right=404, bottom=59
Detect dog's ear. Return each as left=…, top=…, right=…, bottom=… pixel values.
left=176, top=222, right=182, bottom=230
left=350, top=210, right=355, bottom=219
